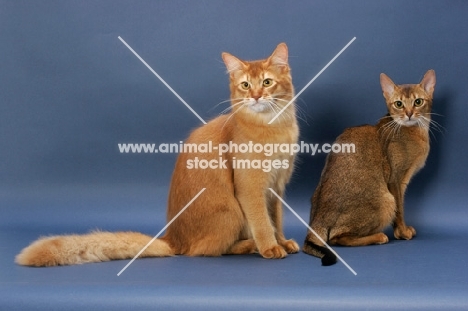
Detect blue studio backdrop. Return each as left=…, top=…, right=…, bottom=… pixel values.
left=1, top=1, right=467, bottom=310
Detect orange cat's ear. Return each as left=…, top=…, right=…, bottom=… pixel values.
left=269, top=43, right=288, bottom=67
left=380, top=73, right=396, bottom=99
left=222, top=52, right=244, bottom=73
left=420, top=70, right=436, bottom=95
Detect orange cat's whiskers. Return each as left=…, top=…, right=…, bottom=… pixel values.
left=219, top=100, right=245, bottom=115
left=266, top=102, right=282, bottom=123
left=221, top=102, right=247, bottom=129
left=266, top=101, right=280, bottom=114
left=210, top=98, right=238, bottom=111
left=266, top=100, right=283, bottom=114
left=273, top=97, right=307, bottom=123
left=267, top=100, right=293, bottom=124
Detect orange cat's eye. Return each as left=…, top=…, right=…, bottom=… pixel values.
left=394, top=101, right=404, bottom=109
left=414, top=98, right=424, bottom=107
left=262, top=78, right=273, bottom=87
left=241, top=82, right=250, bottom=90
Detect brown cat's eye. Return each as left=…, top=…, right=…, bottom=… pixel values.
left=262, top=78, right=273, bottom=87
left=394, top=101, right=404, bottom=109
left=241, top=82, right=250, bottom=90
left=414, top=98, right=424, bottom=107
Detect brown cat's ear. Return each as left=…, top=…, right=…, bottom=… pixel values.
left=222, top=52, right=245, bottom=73
left=380, top=73, right=396, bottom=99
left=269, top=43, right=289, bottom=67
left=420, top=69, right=436, bottom=95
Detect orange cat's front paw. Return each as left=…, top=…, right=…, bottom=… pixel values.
left=394, top=225, right=416, bottom=240
left=279, top=239, right=300, bottom=254
left=260, top=245, right=287, bottom=259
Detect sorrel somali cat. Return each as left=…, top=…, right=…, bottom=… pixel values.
left=303, top=70, right=436, bottom=265
left=16, top=43, right=300, bottom=266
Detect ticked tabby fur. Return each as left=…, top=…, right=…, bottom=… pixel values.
left=303, top=70, right=436, bottom=265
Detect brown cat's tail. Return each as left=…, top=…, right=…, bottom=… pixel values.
left=15, top=231, right=174, bottom=267
left=303, top=232, right=337, bottom=266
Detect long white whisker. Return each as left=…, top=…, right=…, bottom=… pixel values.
left=211, top=97, right=245, bottom=111
left=379, top=119, right=400, bottom=143
left=420, top=115, right=446, bottom=134
left=221, top=102, right=246, bottom=129
left=417, top=118, right=437, bottom=142
left=268, top=100, right=293, bottom=124
left=219, top=100, right=246, bottom=115
left=426, top=112, right=444, bottom=117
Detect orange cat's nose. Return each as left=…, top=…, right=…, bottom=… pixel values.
left=406, top=111, right=413, bottom=119
left=251, top=92, right=262, bottom=101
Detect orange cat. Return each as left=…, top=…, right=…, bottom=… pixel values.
left=303, top=70, right=436, bottom=265
left=16, top=43, right=300, bottom=266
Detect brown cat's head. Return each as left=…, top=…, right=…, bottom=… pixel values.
left=221, top=43, right=295, bottom=125
left=380, top=70, right=436, bottom=128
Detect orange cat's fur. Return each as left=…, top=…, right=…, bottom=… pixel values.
left=303, top=70, right=436, bottom=266
left=16, top=43, right=300, bottom=266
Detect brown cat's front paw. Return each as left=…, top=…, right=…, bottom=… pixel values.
left=279, top=239, right=300, bottom=254
left=394, top=226, right=416, bottom=240
left=260, top=245, right=287, bottom=259
left=375, top=232, right=389, bottom=244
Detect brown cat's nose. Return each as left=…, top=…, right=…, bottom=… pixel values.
left=406, top=111, right=413, bottom=119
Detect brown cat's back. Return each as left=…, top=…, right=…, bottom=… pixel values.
left=310, top=125, right=392, bottom=237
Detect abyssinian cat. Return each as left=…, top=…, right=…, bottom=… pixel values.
left=16, top=43, right=300, bottom=266
left=303, top=70, right=436, bottom=266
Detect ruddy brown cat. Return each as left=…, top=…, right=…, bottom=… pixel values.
left=303, top=70, right=436, bottom=265
left=16, top=43, right=300, bottom=266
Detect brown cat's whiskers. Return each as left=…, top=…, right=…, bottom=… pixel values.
left=420, top=114, right=445, bottom=134
left=378, top=115, right=393, bottom=121
left=419, top=115, right=445, bottom=142
left=379, top=118, right=401, bottom=142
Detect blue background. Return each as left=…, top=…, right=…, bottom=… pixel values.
left=1, top=1, right=467, bottom=310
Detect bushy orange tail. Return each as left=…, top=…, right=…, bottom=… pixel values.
left=15, top=231, right=174, bottom=267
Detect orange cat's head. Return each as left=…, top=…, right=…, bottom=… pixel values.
left=380, top=70, right=436, bottom=127
left=221, top=43, right=295, bottom=125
